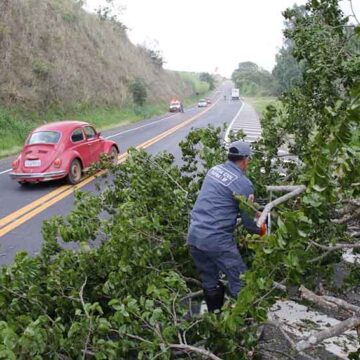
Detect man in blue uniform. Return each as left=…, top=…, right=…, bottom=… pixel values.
left=187, top=141, right=266, bottom=312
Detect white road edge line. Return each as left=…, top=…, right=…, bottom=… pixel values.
left=0, top=169, right=11, bottom=175
left=233, top=129, right=262, bottom=134
left=224, top=101, right=245, bottom=143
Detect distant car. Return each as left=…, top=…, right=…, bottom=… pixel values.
left=206, top=98, right=211, bottom=104
left=169, top=100, right=184, bottom=113
left=10, top=121, right=119, bottom=185
left=198, top=99, right=207, bottom=107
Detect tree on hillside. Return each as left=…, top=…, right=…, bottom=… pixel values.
left=96, top=0, right=127, bottom=30
left=231, top=61, right=275, bottom=96
left=199, top=72, right=216, bottom=90
left=138, top=39, right=165, bottom=68
left=129, top=77, right=147, bottom=106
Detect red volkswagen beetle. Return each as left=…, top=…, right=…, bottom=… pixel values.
left=10, top=121, right=119, bottom=185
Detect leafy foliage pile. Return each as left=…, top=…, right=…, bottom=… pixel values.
left=0, top=138, right=258, bottom=359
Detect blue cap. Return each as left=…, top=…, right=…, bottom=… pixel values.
left=228, top=141, right=252, bottom=157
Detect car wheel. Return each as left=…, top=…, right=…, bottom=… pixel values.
left=66, top=159, right=82, bottom=185
left=109, top=146, right=119, bottom=165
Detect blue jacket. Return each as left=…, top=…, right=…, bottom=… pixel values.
left=187, top=161, right=260, bottom=251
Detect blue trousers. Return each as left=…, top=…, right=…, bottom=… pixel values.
left=190, top=245, right=247, bottom=298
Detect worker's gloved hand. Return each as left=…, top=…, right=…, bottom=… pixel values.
left=259, top=223, right=267, bottom=236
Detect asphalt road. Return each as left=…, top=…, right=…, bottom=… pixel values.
left=0, top=81, right=261, bottom=265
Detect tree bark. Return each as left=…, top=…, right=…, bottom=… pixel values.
left=169, top=343, right=223, bottom=360
left=296, top=316, right=360, bottom=352
left=299, top=285, right=338, bottom=312
left=257, top=185, right=306, bottom=227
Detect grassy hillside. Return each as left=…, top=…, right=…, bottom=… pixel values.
left=0, top=0, right=194, bottom=109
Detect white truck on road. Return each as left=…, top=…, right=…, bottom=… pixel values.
left=231, top=88, right=240, bottom=100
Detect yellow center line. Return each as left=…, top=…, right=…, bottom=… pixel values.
left=0, top=98, right=220, bottom=238
left=0, top=153, right=129, bottom=231
left=0, top=185, right=71, bottom=229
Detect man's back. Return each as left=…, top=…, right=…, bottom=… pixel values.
left=187, top=161, right=254, bottom=251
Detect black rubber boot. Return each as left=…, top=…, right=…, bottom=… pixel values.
left=203, top=283, right=225, bottom=313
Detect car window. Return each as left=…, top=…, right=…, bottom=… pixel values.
left=71, top=128, right=84, bottom=143
left=27, top=131, right=61, bottom=145
left=84, top=126, right=96, bottom=140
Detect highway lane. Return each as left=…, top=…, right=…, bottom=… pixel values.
left=0, top=83, right=261, bottom=265
left=0, top=106, right=200, bottom=220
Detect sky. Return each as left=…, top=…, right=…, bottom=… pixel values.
left=84, top=0, right=360, bottom=77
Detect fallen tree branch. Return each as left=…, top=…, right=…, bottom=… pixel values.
left=146, top=157, right=188, bottom=196
left=308, top=241, right=360, bottom=263
left=296, top=316, right=360, bottom=352
left=349, top=199, right=360, bottom=207
left=321, top=295, right=360, bottom=315
left=266, top=185, right=305, bottom=192
left=273, top=281, right=286, bottom=292
left=298, top=285, right=338, bottom=312
left=257, top=185, right=306, bottom=227
left=299, top=285, right=360, bottom=316
left=180, top=290, right=203, bottom=302
left=125, top=332, right=154, bottom=345
left=169, top=343, right=222, bottom=360
left=342, top=198, right=360, bottom=207
left=278, top=284, right=360, bottom=317
left=295, top=285, right=360, bottom=351
left=183, top=276, right=202, bottom=287
left=79, top=277, right=92, bottom=360
left=273, top=284, right=360, bottom=353
left=331, top=207, right=360, bottom=224
left=307, top=250, right=333, bottom=264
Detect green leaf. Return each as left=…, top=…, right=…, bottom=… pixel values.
left=298, top=230, right=307, bottom=238
left=263, top=247, right=274, bottom=254
left=312, top=184, right=326, bottom=192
